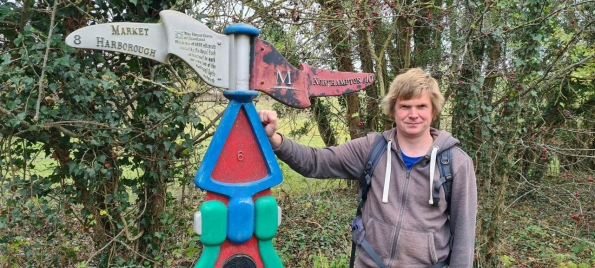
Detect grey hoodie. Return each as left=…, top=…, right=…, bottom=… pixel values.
left=273, top=128, right=477, bottom=267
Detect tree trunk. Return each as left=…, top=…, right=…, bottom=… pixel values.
left=139, top=166, right=168, bottom=258
left=310, top=97, right=338, bottom=147
left=413, top=0, right=443, bottom=69
left=358, top=28, right=381, bottom=132
left=317, top=0, right=363, bottom=140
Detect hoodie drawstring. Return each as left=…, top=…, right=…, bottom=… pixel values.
left=429, top=146, right=439, bottom=205
left=381, top=140, right=392, bottom=203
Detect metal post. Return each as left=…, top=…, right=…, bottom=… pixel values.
left=224, top=24, right=258, bottom=91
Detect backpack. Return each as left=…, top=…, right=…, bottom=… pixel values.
left=349, top=135, right=454, bottom=268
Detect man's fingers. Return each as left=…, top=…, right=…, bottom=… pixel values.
left=258, top=110, right=277, bottom=125
left=258, top=110, right=268, bottom=124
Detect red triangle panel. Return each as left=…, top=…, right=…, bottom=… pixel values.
left=211, top=108, right=268, bottom=183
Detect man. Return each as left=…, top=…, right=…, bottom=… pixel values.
left=259, top=68, right=477, bottom=267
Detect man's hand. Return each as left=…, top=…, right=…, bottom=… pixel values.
left=258, top=110, right=282, bottom=149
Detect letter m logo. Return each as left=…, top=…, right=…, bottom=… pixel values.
left=276, top=70, right=292, bottom=86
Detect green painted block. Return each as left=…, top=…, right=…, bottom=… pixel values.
left=200, top=200, right=227, bottom=246
left=194, top=246, right=220, bottom=268
left=259, top=239, right=283, bottom=268
left=254, top=196, right=278, bottom=240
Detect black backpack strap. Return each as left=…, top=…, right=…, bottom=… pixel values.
left=433, top=148, right=455, bottom=263
left=350, top=134, right=387, bottom=268
left=432, top=149, right=453, bottom=207
left=350, top=218, right=388, bottom=268
left=429, top=255, right=450, bottom=268
left=360, top=239, right=388, bottom=268
left=356, top=134, right=387, bottom=203
left=349, top=239, right=357, bottom=268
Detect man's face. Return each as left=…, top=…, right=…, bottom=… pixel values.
left=393, top=92, right=434, bottom=139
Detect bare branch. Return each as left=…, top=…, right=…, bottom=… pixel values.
left=33, top=0, right=59, bottom=122
left=175, top=110, right=224, bottom=156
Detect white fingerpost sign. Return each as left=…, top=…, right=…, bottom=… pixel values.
left=65, top=10, right=230, bottom=89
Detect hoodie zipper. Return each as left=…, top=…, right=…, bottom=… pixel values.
left=388, top=160, right=412, bottom=266
left=388, top=155, right=427, bottom=266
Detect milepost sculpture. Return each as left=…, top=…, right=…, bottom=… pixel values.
left=66, top=10, right=375, bottom=268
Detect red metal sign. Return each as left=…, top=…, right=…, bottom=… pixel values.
left=250, top=38, right=376, bottom=108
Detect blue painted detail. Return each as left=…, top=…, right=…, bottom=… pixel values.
left=194, top=90, right=283, bottom=242
left=227, top=196, right=255, bottom=243
left=224, top=23, right=260, bottom=36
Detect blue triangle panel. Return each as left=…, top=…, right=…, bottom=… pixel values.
left=194, top=90, right=283, bottom=198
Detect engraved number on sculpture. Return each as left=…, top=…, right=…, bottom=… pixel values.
left=238, top=151, right=244, bottom=161
left=74, top=35, right=82, bottom=45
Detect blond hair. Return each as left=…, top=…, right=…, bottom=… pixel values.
left=381, top=68, right=445, bottom=120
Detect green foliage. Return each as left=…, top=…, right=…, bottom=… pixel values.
left=0, top=0, right=214, bottom=266
left=274, top=186, right=355, bottom=267
left=499, top=170, right=595, bottom=267
left=1, top=0, right=595, bottom=267
left=499, top=255, right=515, bottom=267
